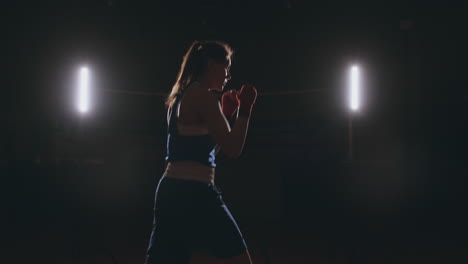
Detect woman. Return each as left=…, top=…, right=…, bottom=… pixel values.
left=145, top=40, right=257, bottom=264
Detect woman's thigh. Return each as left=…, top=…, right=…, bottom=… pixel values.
left=191, top=193, right=248, bottom=259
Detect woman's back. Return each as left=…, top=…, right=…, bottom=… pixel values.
left=176, top=82, right=211, bottom=136
left=164, top=82, right=218, bottom=184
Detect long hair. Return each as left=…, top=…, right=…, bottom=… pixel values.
left=165, top=40, right=233, bottom=107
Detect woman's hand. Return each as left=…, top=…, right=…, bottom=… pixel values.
left=221, top=89, right=239, bottom=118
left=237, top=84, right=257, bottom=117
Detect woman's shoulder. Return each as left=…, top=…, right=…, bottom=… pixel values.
left=186, top=83, right=219, bottom=105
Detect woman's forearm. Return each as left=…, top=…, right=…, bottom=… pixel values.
left=223, top=115, right=250, bottom=158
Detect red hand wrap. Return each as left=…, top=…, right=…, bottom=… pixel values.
left=237, top=84, right=257, bottom=117
left=221, top=90, right=239, bottom=118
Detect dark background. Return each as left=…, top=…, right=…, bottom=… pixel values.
left=2, top=0, right=468, bottom=263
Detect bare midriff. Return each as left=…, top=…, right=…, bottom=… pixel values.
left=163, top=161, right=215, bottom=185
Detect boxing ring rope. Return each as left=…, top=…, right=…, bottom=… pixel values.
left=102, top=88, right=325, bottom=96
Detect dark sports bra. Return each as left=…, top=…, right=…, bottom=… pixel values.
left=165, top=92, right=217, bottom=167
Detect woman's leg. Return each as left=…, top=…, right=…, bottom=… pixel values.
left=145, top=233, right=190, bottom=264
left=197, top=185, right=250, bottom=263
left=145, top=177, right=191, bottom=264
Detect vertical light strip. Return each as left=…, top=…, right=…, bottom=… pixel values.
left=79, top=67, right=89, bottom=113
left=350, top=65, right=359, bottom=111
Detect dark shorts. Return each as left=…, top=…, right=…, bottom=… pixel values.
left=145, top=177, right=247, bottom=264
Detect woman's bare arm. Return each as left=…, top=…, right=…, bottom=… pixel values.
left=198, top=90, right=250, bottom=158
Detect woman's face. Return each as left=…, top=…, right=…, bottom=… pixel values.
left=210, top=58, right=231, bottom=92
